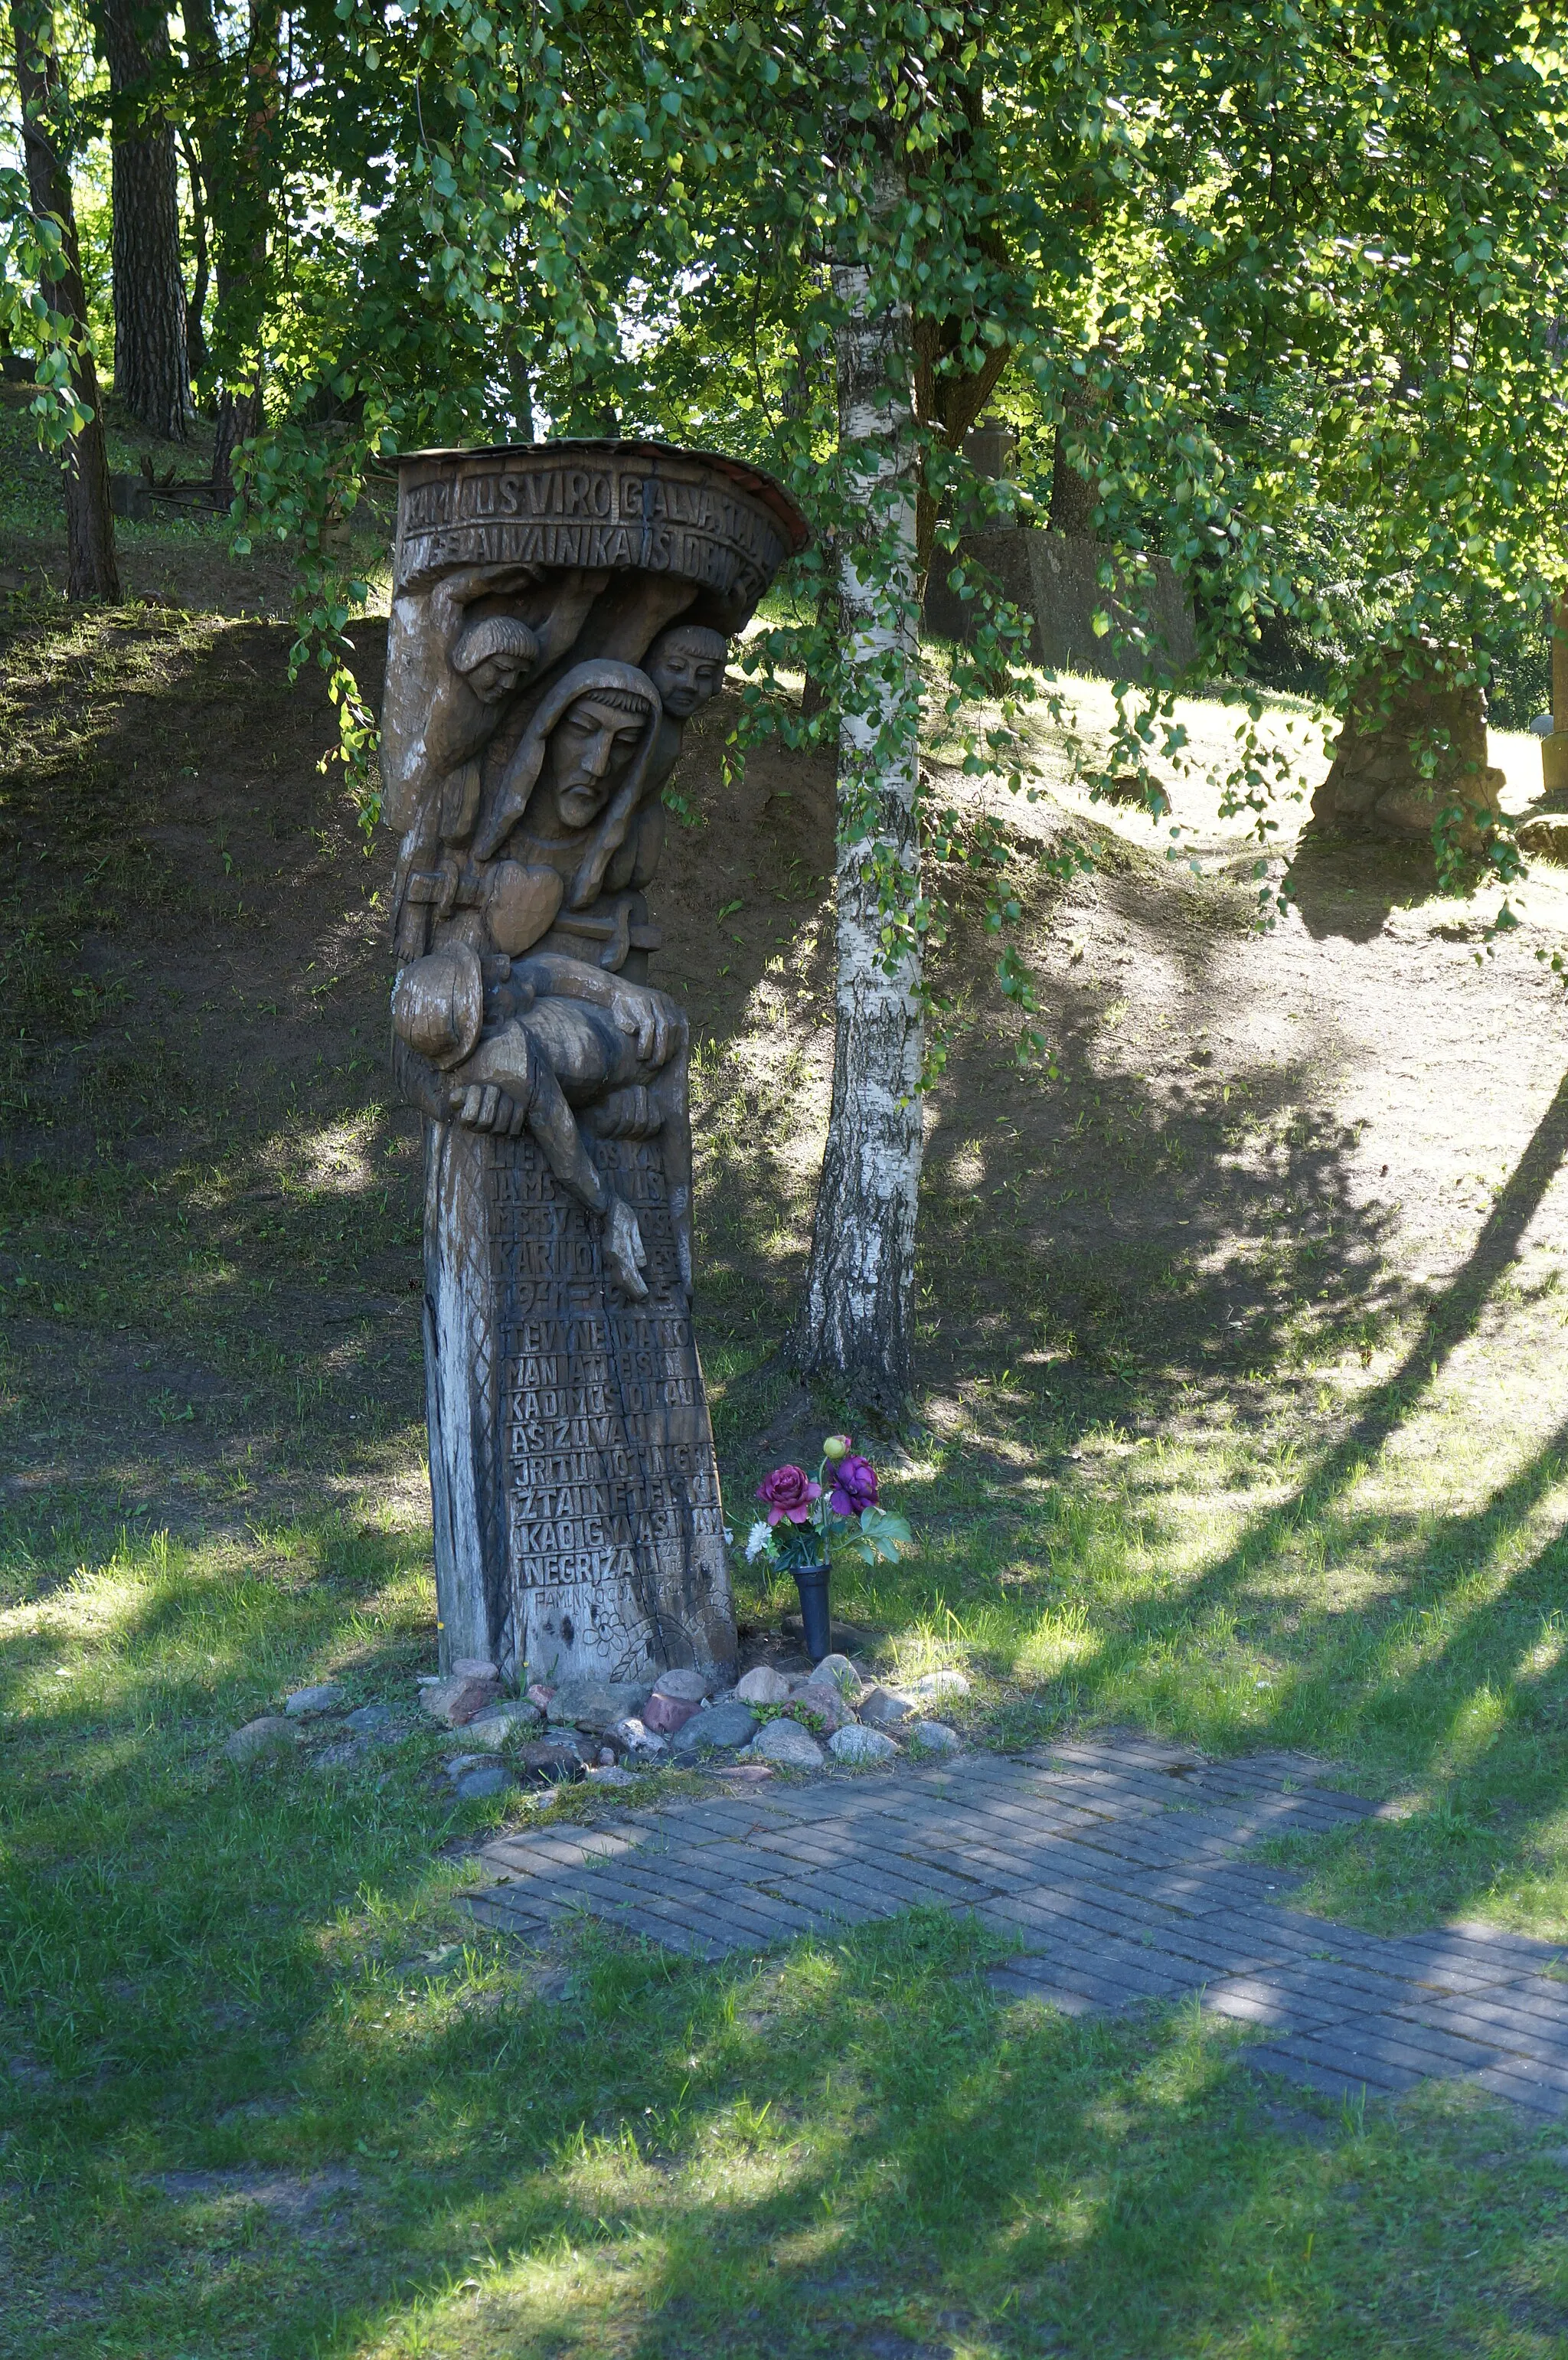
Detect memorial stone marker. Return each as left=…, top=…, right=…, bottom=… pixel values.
left=382, top=441, right=807, bottom=1688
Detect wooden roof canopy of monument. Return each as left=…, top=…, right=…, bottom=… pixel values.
left=392, top=439, right=809, bottom=636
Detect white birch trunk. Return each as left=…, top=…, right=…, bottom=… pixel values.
left=793, top=150, right=925, bottom=1411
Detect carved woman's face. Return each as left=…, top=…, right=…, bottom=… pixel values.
left=545, top=697, right=650, bottom=829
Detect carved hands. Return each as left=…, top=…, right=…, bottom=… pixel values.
left=604, top=1195, right=649, bottom=1300
left=606, top=979, right=684, bottom=1067
left=452, top=1080, right=529, bottom=1136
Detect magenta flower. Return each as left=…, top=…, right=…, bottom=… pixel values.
left=828, top=1453, right=878, bottom=1518
left=756, top=1463, right=822, bottom=1525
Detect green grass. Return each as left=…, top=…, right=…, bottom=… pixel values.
left=5, top=1531, right=1568, bottom=2358
left=8, top=584, right=1568, bottom=2354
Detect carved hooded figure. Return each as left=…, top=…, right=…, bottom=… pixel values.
left=475, top=660, right=663, bottom=912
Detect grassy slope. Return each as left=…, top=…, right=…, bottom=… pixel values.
left=5, top=467, right=1568, bottom=2352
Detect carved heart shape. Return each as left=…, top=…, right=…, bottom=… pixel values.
left=484, top=861, right=564, bottom=955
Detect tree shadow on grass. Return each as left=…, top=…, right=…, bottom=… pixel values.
left=15, top=1901, right=1555, bottom=2360
left=1044, top=1065, right=1568, bottom=1929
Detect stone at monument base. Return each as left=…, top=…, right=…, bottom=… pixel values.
left=923, top=528, right=1196, bottom=681
left=1309, top=650, right=1504, bottom=846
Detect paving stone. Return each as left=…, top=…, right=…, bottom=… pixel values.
left=1246, top=2043, right=1403, bottom=2102
left=1474, top=2065, right=1568, bottom=2117
left=986, top=1964, right=1097, bottom=2013
left=1285, top=2026, right=1464, bottom=2088
left=437, top=1737, right=1568, bottom=2114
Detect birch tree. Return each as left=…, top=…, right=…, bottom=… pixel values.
left=792, top=99, right=925, bottom=1410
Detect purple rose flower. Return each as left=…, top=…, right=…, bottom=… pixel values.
left=756, top=1463, right=822, bottom=1525
left=828, top=1453, right=878, bottom=1518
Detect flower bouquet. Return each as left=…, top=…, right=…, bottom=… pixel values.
left=744, top=1437, right=911, bottom=1662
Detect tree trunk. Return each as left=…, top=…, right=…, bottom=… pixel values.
left=204, top=0, right=279, bottom=496
left=100, top=0, right=190, bottom=438
left=792, top=146, right=924, bottom=1415
left=9, top=0, right=121, bottom=600
left=178, top=126, right=209, bottom=378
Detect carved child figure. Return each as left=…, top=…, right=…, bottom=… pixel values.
left=602, top=622, right=730, bottom=895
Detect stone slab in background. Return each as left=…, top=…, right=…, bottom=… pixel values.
left=1517, top=813, right=1568, bottom=863
left=1310, top=647, right=1505, bottom=845
left=924, top=528, right=1197, bottom=682
left=782, top=1615, right=868, bottom=1654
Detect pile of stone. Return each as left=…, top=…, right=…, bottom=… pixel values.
left=222, top=1683, right=408, bottom=1770
left=429, top=1655, right=972, bottom=1795
left=223, top=1656, right=972, bottom=1802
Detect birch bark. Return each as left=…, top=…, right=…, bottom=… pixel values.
left=792, top=144, right=924, bottom=1412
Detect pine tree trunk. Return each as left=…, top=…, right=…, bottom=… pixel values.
left=792, top=147, right=924, bottom=1415
left=204, top=0, right=279, bottom=495
left=9, top=0, right=121, bottom=600
left=100, top=0, right=191, bottom=438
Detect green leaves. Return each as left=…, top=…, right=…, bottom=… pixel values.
left=848, top=1505, right=913, bottom=1565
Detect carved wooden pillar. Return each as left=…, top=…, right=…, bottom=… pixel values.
left=383, top=441, right=807, bottom=1685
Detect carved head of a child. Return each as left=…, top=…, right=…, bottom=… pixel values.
left=645, top=623, right=727, bottom=721
left=452, top=613, right=541, bottom=705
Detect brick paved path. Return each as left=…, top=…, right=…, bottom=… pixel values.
left=467, top=1733, right=1568, bottom=2116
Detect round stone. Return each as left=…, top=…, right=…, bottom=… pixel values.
left=801, top=1652, right=863, bottom=1701
left=285, top=1682, right=346, bottom=1717
left=452, top=1761, right=511, bottom=1799
left=670, top=1699, right=760, bottom=1759
left=910, top=1669, right=970, bottom=1701
left=906, top=1720, right=962, bottom=1755
left=857, top=1685, right=916, bottom=1728
left=224, top=1716, right=299, bottom=1765
left=752, top=1718, right=825, bottom=1770
left=734, top=1665, right=792, bottom=1705
left=828, top=1724, right=899, bottom=1766
left=651, top=1668, right=709, bottom=1702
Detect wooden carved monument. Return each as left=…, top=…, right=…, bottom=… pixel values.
left=382, top=442, right=807, bottom=1685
